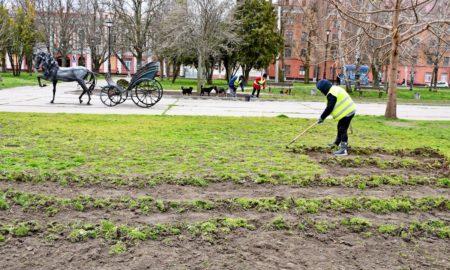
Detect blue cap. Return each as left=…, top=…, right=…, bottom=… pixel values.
left=316, top=79, right=332, bottom=94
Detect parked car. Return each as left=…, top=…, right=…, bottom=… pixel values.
left=426, top=81, right=449, bottom=87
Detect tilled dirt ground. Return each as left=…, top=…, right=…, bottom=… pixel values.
left=0, top=147, right=449, bottom=269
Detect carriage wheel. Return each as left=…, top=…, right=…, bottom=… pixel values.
left=100, top=85, right=123, bottom=107
left=131, top=79, right=163, bottom=108
left=116, top=89, right=128, bottom=104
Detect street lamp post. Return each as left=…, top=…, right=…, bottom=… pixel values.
left=323, top=29, right=330, bottom=80
left=105, top=18, right=113, bottom=74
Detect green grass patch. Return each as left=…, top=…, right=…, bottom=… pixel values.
left=3, top=189, right=447, bottom=215
left=0, top=72, right=39, bottom=89
left=0, top=113, right=449, bottom=187
left=0, top=217, right=447, bottom=255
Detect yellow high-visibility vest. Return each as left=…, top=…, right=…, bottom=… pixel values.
left=327, top=86, right=356, bottom=120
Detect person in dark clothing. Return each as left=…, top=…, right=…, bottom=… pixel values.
left=316, top=79, right=356, bottom=156
left=336, top=75, right=341, bottom=85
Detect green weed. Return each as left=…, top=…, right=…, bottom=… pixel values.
left=13, top=224, right=30, bottom=237
left=109, top=241, right=127, bottom=255
left=271, top=216, right=290, bottom=230
left=341, top=217, right=372, bottom=232
left=378, top=224, right=399, bottom=235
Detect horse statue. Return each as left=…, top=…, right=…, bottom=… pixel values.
left=33, top=51, right=97, bottom=105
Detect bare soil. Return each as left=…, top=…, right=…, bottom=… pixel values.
left=1, top=147, right=449, bottom=269
left=1, top=227, right=449, bottom=270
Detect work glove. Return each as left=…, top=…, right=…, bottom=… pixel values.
left=317, top=118, right=324, bottom=124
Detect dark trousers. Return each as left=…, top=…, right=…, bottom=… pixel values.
left=251, top=88, right=260, bottom=97
left=335, top=113, right=355, bottom=144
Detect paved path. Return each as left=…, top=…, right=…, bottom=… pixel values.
left=0, top=82, right=449, bottom=120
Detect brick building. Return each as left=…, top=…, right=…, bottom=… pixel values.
left=268, top=0, right=450, bottom=86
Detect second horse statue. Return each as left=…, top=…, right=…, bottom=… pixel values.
left=34, top=51, right=97, bottom=105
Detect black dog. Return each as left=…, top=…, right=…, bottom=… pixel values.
left=216, top=87, right=227, bottom=96
left=181, top=86, right=193, bottom=96
left=200, top=85, right=217, bottom=96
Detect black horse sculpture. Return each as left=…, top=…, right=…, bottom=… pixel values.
left=34, top=52, right=97, bottom=104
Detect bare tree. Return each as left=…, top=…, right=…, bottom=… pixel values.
left=158, top=0, right=238, bottom=91
left=331, top=0, right=450, bottom=119
left=81, top=0, right=108, bottom=72
left=112, top=0, right=165, bottom=69
left=54, top=0, right=79, bottom=67
left=35, top=0, right=58, bottom=54
left=423, top=10, right=450, bottom=91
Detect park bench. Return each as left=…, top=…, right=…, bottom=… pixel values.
left=357, top=85, right=384, bottom=98
left=267, top=81, right=294, bottom=95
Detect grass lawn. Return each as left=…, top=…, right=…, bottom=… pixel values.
left=0, top=72, right=38, bottom=89
left=1, top=112, right=449, bottom=185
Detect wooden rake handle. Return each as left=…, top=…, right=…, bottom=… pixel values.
left=286, top=121, right=319, bottom=147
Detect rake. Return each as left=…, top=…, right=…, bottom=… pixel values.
left=286, top=121, right=319, bottom=148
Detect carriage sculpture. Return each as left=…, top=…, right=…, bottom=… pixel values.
left=100, top=61, right=163, bottom=108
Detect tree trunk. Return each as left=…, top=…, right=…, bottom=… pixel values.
left=354, top=57, right=361, bottom=92
left=206, top=58, right=214, bottom=85
left=136, top=51, right=143, bottom=70
left=171, top=62, right=180, bottom=83
left=61, top=55, right=67, bottom=67
left=280, top=46, right=285, bottom=82
left=196, top=52, right=203, bottom=93
left=304, top=65, right=310, bottom=84
left=372, top=63, right=379, bottom=87
left=159, top=59, right=164, bottom=80
left=26, top=54, right=33, bottom=74
left=385, top=0, right=401, bottom=119
left=1, top=52, right=6, bottom=72
left=244, top=65, right=252, bottom=85
left=304, top=32, right=313, bottom=84
left=430, top=63, right=438, bottom=91
left=223, top=56, right=231, bottom=82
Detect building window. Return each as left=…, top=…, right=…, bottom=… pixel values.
left=426, top=56, right=433, bottom=65
left=300, top=48, right=307, bottom=57
left=425, top=72, right=432, bottom=82
left=301, top=32, right=308, bottom=43
left=285, top=47, right=292, bottom=58
left=285, top=65, right=291, bottom=76
left=125, top=60, right=132, bottom=70
left=441, top=74, right=448, bottom=83
left=286, top=31, right=293, bottom=43
left=299, top=66, right=305, bottom=76
left=444, top=57, right=450, bottom=67
left=286, top=16, right=293, bottom=25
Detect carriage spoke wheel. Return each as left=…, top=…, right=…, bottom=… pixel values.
left=132, top=79, right=163, bottom=108
left=100, top=86, right=122, bottom=107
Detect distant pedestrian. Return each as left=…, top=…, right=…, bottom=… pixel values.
left=336, top=75, right=341, bottom=85
left=228, top=75, right=244, bottom=97
left=251, top=73, right=267, bottom=98
left=316, top=79, right=356, bottom=156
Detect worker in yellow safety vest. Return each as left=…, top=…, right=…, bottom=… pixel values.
left=316, top=79, right=356, bottom=156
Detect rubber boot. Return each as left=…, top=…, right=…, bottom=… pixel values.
left=333, top=142, right=348, bottom=156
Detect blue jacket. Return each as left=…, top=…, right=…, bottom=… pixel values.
left=229, top=75, right=244, bottom=90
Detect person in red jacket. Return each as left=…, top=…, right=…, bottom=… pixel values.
left=251, top=73, right=267, bottom=98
